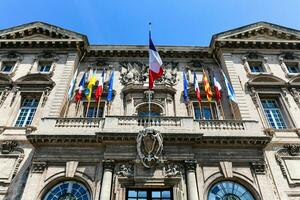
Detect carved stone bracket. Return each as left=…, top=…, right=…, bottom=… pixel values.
left=31, top=162, right=47, bottom=173
left=25, top=126, right=37, bottom=134
left=290, top=88, right=300, bottom=108
left=0, top=87, right=10, bottom=108
left=251, top=161, right=266, bottom=174
left=164, top=162, right=183, bottom=177
left=137, top=127, right=163, bottom=168
left=249, top=87, right=259, bottom=108
left=42, top=87, right=51, bottom=107
left=116, top=163, right=134, bottom=177
left=1, top=141, right=18, bottom=154
left=263, top=128, right=275, bottom=136
left=184, top=160, right=197, bottom=172
left=10, top=86, right=20, bottom=106
left=275, top=145, right=300, bottom=186
left=281, top=88, right=290, bottom=107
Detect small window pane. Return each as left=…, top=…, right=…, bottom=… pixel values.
left=138, top=191, right=147, bottom=197
left=128, top=190, right=137, bottom=197
left=1, top=62, right=14, bottom=72
left=249, top=61, right=264, bottom=73
left=39, top=62, right=52, bottom=72
left=261, top=98, right=287, bottom=129
left=15, top=97, right=39, bottom=127
left=286, top=62, right=300, bottom=73
left=152, top=191, right=161, bottom=198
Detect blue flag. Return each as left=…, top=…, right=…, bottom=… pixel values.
left=221, top=71, right=237, bottom=103
left=183, top=71, right=189, bottom=103
left=107, top=70, right=114, bottom=102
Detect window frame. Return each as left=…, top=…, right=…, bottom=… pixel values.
left=242, top=56, right=271, bottom=76
left=192, top=101, right=218, bottom=120
left=37, top=60, right=53, bottom=73
left=14, top=95, right=41, bottom=127
left=0, top=60, right=17, bottom=74
left=281, top=60, right=300, bottom=77
left=82, top=101, right=105, bottom=118
left=258, top=93, right=294, bottom=130
left=126, top=188, right=173, bottom=200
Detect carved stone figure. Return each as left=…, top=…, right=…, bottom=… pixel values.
left=137, top=127, right=163, bottom=168
left=164, top=163, right=183, bottom=177
left=116, top=164, right=134, bottom=177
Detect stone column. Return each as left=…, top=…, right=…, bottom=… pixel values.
left=99, top=160, right=114, bottom=200
left=185, top=160, right=199, bottom=200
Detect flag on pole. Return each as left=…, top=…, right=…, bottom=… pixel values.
left=95, top=69, right=106, bottom=103
left=85, top=69, right=96, bottom=102
left=194, top=72, right=202, bottom=103
left=75, top=72, right=86, bottom=103
left=213, top=77, right=222, bottom=104
left=183, top=71, right=189, bottom=103
left=202, top=70, right=213, bottom=102
left=107, top=70, right=114, bottom=102
left=67, top=68, right=78, bottom=100
left=149, top=33, right=163, bottom=89
left=221, top=71, right=237, bottom=103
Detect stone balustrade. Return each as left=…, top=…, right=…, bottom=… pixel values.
left=45, top=117, right=104, bottom=128
left=198, top=119, right=246, bottom=130
left=117, top=116, right=182, bottom=127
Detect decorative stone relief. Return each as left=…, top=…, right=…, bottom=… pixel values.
left=164, top=163, right=183, bottom=177
left=290, top=88, right=300, bottom=108
left=242, top=57, right=251, bottom=75
left=1, top=141, right=17, bottom=154
left=10, top=86, right=20, bottom=106
left=120, top=61, right=178, bottom=86
left=276, top=145, right=300, bottom=186
left=0, top=87, right=10, bottom=108
left=281, top=88, right=290, bottom=107
left=31, top=162, right=47, bottom=173
left=116, top=163, right=134, bottom=177
left=66, top=161, right=78, bottom=178
left=42, top=86, right=51, bottom=107
left=137, top=127, right=163, bottom=168
left=251, top=161, right=266, bottom=174
left=249, top=87, right=259, bottom=108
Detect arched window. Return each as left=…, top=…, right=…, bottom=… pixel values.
left=43, top=181, right=90, bottom=200
left=208, top=181, right=255, bottom=200
left=136, top=103, right=163, bottom=117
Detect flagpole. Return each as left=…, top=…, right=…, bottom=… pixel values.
left=198, top=101, right=202, bottom=119
left=148, top=22, right=152, bottom=127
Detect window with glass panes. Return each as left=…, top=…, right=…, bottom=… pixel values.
left=286, top=62, right=300, bottom=73
left=193, top=102, right=217, bottom=120
left=84, top=102, right=104, bottom=117
left=248, top=61, right=264, bottom=73
left=261, top=98, right=287, bottom=129
left=127, top=189, right=172, bottom=200
left=1, top=61, right=14, bottom=72
left=38, top=62, right=52, bottom=72
left=15, top=97, right=40, bottom=127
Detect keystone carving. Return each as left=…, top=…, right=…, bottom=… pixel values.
left=137, top=127, right=163, bottom=168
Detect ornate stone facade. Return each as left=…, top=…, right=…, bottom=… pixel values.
left=0, top=21, right=299, bottom=200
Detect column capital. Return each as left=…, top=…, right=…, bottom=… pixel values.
left=103, top=160, right=115, bottom=171
left=184, top=160, right=197, bottom=171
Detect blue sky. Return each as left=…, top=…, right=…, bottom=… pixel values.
left=1, top=0, right=300, bottom=46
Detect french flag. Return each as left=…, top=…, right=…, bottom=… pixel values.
left=194, top=72, right=201, bottom=103
left=75, top=72, right=86, bottom=103
left=95, top=69, right=105, bottom=103
left=149, top=35, right=163, bottom=89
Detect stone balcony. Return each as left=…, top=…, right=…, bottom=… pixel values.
left=36, top=116, right=261, bottom=137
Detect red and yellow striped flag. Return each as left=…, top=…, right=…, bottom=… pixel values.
left=202, top=70, right=213, bottom=102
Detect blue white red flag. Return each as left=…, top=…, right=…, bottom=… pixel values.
left=149, top=35, right=163, bottom=89
left=221, top=71, right=237, bottom=103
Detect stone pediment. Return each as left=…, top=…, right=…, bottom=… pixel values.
left=247, top=74, right=286, bottom=87
left=0, top=21, right=88, bottom=43
left=211, top=22, right=300, bottom=47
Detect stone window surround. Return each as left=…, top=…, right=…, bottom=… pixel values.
left=250, top=89, right=295, bottom=130
left=242, top=56, right=272, bottom=77
left=29, top=52, right=59, bottom=76
left=0, top=54, right=22, bottom=77
left=192, top=100, right=220, bottom=120
left=279, top=56, right=300, bottom=78
left=75, top=100, right=108, bottom=118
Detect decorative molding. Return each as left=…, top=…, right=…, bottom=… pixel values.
left=42, top=86, right=51, bottom=107
left=275, top=145, right=300, bottom=186
left=281, top=88, right=290, bottom=107
left=249, top=87, right=259, bottom=108
left=103, top=160, right=115, bottom=171
left=290, top=88, right=300, bottom=108
left=137, top=127, right=163, bottom=168
left=116, top=163, right=134, bottom=177
left=219, top=161, right=233, bottom=178
left=1, top=141, right=18, bottom=154
left=184, top=160, right=197, bottom=172
left=10, top=86, right=20, bottom=106
left=251, top=161, right=266, bottom=174
left=25, top=126, right=37, bottom=134
left=263, top=128, right=275, bottom=136
left=164, top=163, right=183, bottom=177
left=66, top=161, right=78, bottom=178
left=31, top=161, right=47, bottom=173
left=0, top=87, right=10, bottom=108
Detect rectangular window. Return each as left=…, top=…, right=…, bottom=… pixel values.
left=286, top=62, right=300, bottom=74
left=261, top=98, right=287, bottom=129
left=127, top=189, right=172, bottom=200
left=38, top=62, right=52, bottom=72
left=83, top=102, right=104, bottom=118
left=193, top=102, right=217, bottom=120
left=248, top=61, right=264, bottom=73
left=15, top=97, right=40, bottom=127
left=1, top=61, right=14, bottom=72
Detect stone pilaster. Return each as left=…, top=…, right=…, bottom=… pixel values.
left=185, top=160, right=199, bottom=200
left=99, top=160, right=114, bottom=200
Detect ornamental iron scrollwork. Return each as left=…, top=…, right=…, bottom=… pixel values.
left=137, top=127, right=163, bottom=168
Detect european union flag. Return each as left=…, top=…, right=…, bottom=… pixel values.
left=107, top=70, right=114, bottom=102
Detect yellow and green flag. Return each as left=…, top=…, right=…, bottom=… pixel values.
left=85, top=69, right=96, bottom=102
